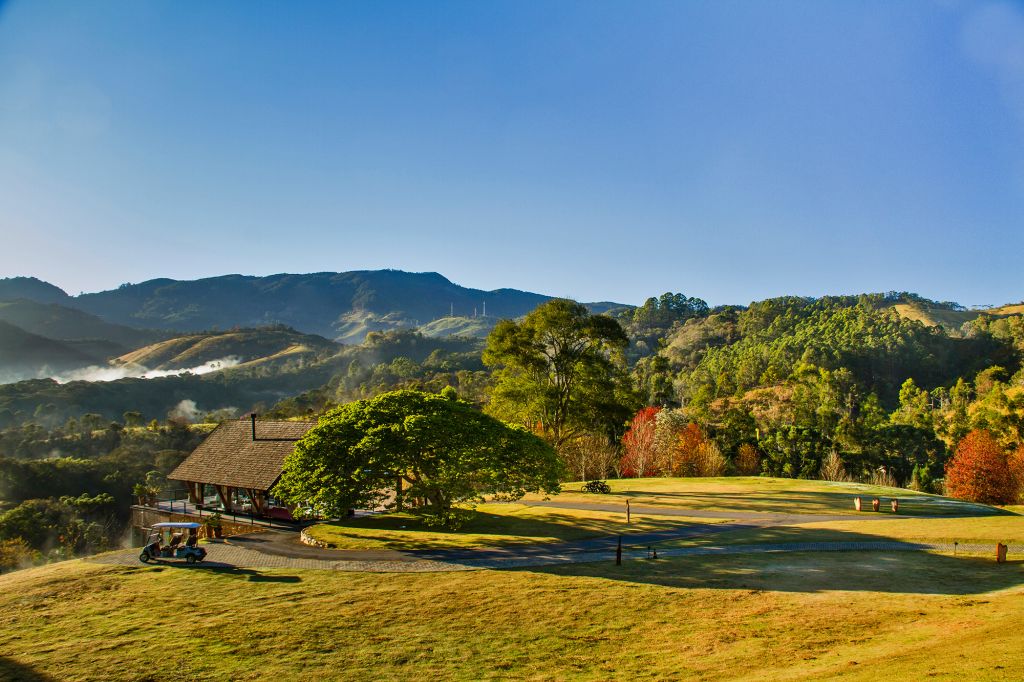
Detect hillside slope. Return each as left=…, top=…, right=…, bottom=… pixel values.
left=0, top=320, right=104, bottom=382
left=0, top=299, right=160, bottom=348
left=114, top=327, right=339, bottom=370
left=891, top=300, right=1024, bottom=333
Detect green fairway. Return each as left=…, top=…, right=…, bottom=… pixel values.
left=305, top=503, right=720, bottom=550
left=2, top=551, right=1024, bottom=681
left=656, top=513, right=1024, bottom=551
left=537, top=476, right=1002, bottom=517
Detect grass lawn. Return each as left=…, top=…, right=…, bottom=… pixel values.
left=534, top=476, right=1004, bottom=517
left=656, top=514, right=1024, bottom=551
left=305, top=503, right=720, bottom=550
left=2, top=551, right=1024, bottom=681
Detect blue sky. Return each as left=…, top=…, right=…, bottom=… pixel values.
left=1, top=1, right=1022, bottom=307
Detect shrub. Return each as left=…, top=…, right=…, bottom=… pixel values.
left=734, top=443, right=762, bottom=476
left=945, top=430, right=1016, bottom=505
left=692, top=441, right=728, bottom=477
left=819, top=451, right=850, bottom=482
left=581, top=480, right=611, bottom=494
left=0, top=538, right=40, bottom=573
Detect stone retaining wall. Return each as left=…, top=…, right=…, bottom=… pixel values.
left=300, top=528, right=331, bottom=548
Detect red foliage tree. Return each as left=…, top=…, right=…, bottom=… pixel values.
left=620, top=407, right=662, bottom=478
left=1008, top=444, right=1024, bottom=504
left=945, top=430, right=1016, bottom=505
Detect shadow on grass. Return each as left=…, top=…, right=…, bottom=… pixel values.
left=141, top=562, right=302, bottom=583
left=0, top=657, right=54, bottom=682
left=522, top=525, right=1024, bottom=596
left=317, top=509, right=673, bottom=548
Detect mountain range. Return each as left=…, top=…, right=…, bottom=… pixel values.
left=0, top=270, right=627, bottom=384
left=0, top=271, right=625, bottom=343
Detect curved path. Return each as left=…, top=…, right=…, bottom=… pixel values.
left=89, top=500, right=1013, bottom=572
left=88, top=536, right=1012, bottom=573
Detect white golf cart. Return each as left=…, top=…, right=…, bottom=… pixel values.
left=139, top=522, right=208, bottom=564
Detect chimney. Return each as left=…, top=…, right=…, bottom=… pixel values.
left=250, top=413, right=257, bottom=441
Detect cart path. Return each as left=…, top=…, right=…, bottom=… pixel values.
left=93, top=500, right=1015, bottom=573
left=88, top=536, right=1015, bottom=573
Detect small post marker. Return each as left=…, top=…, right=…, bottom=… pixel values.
left=626, top=499, right=631, bottom=524
left=616, top=535, right=622, bottom=566
left=997, top=543, right=1008, bottom=563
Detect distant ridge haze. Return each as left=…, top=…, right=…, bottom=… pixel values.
left=0, top=270, right=629, bottom=344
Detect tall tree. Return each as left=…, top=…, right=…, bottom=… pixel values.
left=483, top=299, right=635, bottom=446
left=620, top=407, right=661, bottom=477
left=274, top=390, right=562, bottom=525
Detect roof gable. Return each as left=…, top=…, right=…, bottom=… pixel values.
left=168, top=418, right=316, bottom=491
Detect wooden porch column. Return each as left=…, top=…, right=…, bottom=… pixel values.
left=215, top=485, right=233, bottom=509
left=248, top=489, right=267, bottom=515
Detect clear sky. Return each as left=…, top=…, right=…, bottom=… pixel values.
left=1, top=1, right=1022, bottom=307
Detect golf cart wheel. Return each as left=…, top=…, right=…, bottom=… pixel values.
left=186, top=555, right=197, bottom=565
left=139, top=552, right=151, bottom=563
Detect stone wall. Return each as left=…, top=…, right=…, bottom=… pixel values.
left=300, top=528, right=331, bottom=549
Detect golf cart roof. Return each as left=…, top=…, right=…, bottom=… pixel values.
left=151, top=522, right=202, bottom=529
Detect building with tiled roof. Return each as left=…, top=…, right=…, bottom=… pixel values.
left=168, top=414, right=315, bottom=517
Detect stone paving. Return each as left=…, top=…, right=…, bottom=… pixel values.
left=88, top=538, right=1017, bottom=574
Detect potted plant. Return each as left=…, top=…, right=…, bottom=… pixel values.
left=132, top=481, right=159, bottom=506
left=206, top=512, right=223, bottom=539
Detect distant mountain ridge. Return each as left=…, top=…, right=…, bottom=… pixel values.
left=1, top=270, right=628, bottom=343
left=0, top=277, right=72, bottom=305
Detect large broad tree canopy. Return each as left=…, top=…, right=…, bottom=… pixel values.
left=274, top=390, right=562, bottom=523
left=483, top=298, right=635, bottom=446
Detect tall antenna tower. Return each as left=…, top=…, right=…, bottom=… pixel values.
left=482, top=301, right=486, bottom=317
left=450, top=302, right=454, bottom=318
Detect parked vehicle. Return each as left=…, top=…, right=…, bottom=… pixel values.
left=139, top=522, right=208, bottom=564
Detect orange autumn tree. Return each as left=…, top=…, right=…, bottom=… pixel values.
left=1009, top=444, right=1024, bottom=502
left=945, top=430, right=1017, bottom=505
left=670, top=422, right=727, bottom=477
left=620, top=407, right=661, bottom=477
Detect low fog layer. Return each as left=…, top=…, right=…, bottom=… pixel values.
left=0, top=356, right=244, bottom=385
left=54, top=356, right=242, bottom=383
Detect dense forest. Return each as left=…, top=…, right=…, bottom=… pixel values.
left=1, top=274, right=1023, bottom=571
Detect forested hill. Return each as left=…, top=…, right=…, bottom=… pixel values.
left=5, top=270, right=622, bottom=343
left=649, top=293, right=1019, bottom=409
